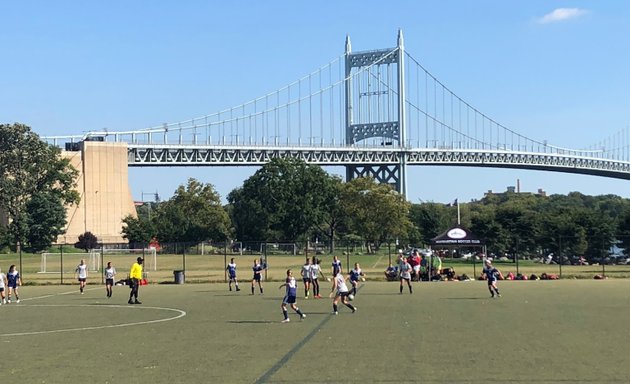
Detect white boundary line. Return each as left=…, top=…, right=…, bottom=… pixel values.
left=0, top=304, right=186, bottom=337
left=1, top=287, right=186, bottom=337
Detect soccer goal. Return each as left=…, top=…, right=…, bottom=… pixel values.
left=40, top=248, right=157, bottom=273
left=92, top=248, right=158, bottom=271
left=39, top=251, right=101, bottom=273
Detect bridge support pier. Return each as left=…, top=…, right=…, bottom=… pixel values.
left=345, top=164, right=401, bottom=192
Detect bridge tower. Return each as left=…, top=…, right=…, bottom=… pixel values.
left=344, top=30, right=407, bottom=197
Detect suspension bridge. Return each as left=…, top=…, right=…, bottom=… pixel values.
left=44, top=30, right=630, bottom=198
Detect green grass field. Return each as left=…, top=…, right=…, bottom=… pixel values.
left=2, top=279, right=629, bottom=383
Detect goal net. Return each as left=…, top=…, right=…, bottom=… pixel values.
left=94, top=248, right=157, bottom=271
left=40, top=248, right=157, bottom=273
left=39, top=252, right=101, bottom=274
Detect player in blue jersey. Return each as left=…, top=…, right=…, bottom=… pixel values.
left=226, top=258, right=240, bottom=291
left=348, top=262, right=365, bottom=296
left=300, top=258, right=312, bottom=299
left=251, top=258, right=265, bottom=295
left=331, top=255, right=342, bottom=276
left=278, top=269, right=306, bottom=323
left=6, top=265, right=21, bottom=303
left=481, top=259, right=503, bottom=298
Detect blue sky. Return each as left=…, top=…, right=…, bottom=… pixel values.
left=2, top=1, right=630, bottom=204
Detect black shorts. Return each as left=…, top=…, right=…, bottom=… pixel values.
left=106, top=278, right=114, bottom=286
left=78, top=278, right=86, bottom=283
left=253, top=275, right=261, bottom=282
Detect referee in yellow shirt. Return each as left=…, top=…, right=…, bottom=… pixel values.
left=128, top=257, right=143, bottom=304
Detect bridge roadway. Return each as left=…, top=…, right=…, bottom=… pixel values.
left=128, top=144, right=630, bottom=180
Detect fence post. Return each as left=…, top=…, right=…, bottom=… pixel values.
left=19, top=246, right=23, bottom=283
left=514, top=240, right=519, bottom=276
left=224, top=243, right=228, bottom=283
left=101, top=244, right=105, bottom=284
left=60, top=244, right=64, bottom=284
left=558, top=237, right=562, bottom=279
left=182, top=242, right=186, bottom=272
left=346, top=244, right=350, bottom=274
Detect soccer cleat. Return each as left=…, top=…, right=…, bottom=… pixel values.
left=134, top=300, right=142, bottom=304
left=332, top=311, right=338, bottom=315
left=281, top=318, right=290, bottom=323
left=352, top=307, right=357, bottom=313
left=7, top=299, right=11, bottom=303
left=229, top=286, right=232, bottom=291
left=16, top=299, right=20, bottom=303
left=236, top=287, right=241, bottom=291
left=128, top=299, right=134, bottom=304
left=301, top=314, right=306, bottom=320
left=497, top=293, right=501, bottom=298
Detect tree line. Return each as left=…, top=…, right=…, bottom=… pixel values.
left=2, top=123, right=630, bottom=261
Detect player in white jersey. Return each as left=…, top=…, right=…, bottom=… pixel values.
left=0, top=267, right=6, bottom=305
left=399, top=256, right=413, bottom=294
left=300, top=258, right=312, bottom=299
left=330, top=268, right=356, bottom=315
left=309, top=257, right=326, bottom=298
left=104, top=261, right=116, bottom=298
left=75, top=259, right=88, bottom=294
left=226, top=258, right=240, bottom=291
left=278, top=269, right=306, bottom=323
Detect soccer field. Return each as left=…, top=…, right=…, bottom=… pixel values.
left=2, top=280, right=629, bottom=383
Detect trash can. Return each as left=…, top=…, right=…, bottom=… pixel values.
left=173, top=270, right=185, bottom=284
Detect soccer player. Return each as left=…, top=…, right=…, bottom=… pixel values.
left=330, top=268, right=356, bottom=315
left=482, top=259, right=503, bottom=298
left=399, top=256, right=413, bottom=294
left=278, top=269, right=306, bottom=323
left=104, top=261, right=116, bottom=298
left=309, top=258, right=326, bottom=298
left=75, top=259, right=88, bottom=294
left=0, top=267, right=6, bottom=305
left=6, top=265, right=21, bottom=303
left=128, top=257, right=143, bottom=304
left=251, top=258, right=265, bottom=295
left=348, top=262, right=365, bottom=296
left=300, top=258, right=312, bottom=299
left=226, top=258, right=240, bottom=291
left=331, top=255, right=342, bottom=276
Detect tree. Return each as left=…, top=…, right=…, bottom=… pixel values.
left=75, top=231, right=98, bottom=252
left=408, top=202, right=452, bottom=245
left=339, top=177, right=412, bottom=253
left=0, top=123, right=80, bottom=250
left=228, top=158, right=336, bottom=242
left=121, top=215, right=156, bottom=248
left=154, top=178, right=231, bottom=243
left=24, top=191, right=68, bottom=252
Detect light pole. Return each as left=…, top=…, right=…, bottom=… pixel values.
left=141, top=191, right=160, bottom=220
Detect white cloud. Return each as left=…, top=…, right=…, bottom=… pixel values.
left=538, top=8, right=588, bottom=24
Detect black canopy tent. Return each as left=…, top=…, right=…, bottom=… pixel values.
left=430, top=226, right=486, bottom=277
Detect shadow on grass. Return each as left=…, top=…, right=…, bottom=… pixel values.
left=442, top=297, right=487, bottom=300
left=227, top=320, right=276, bottom=324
